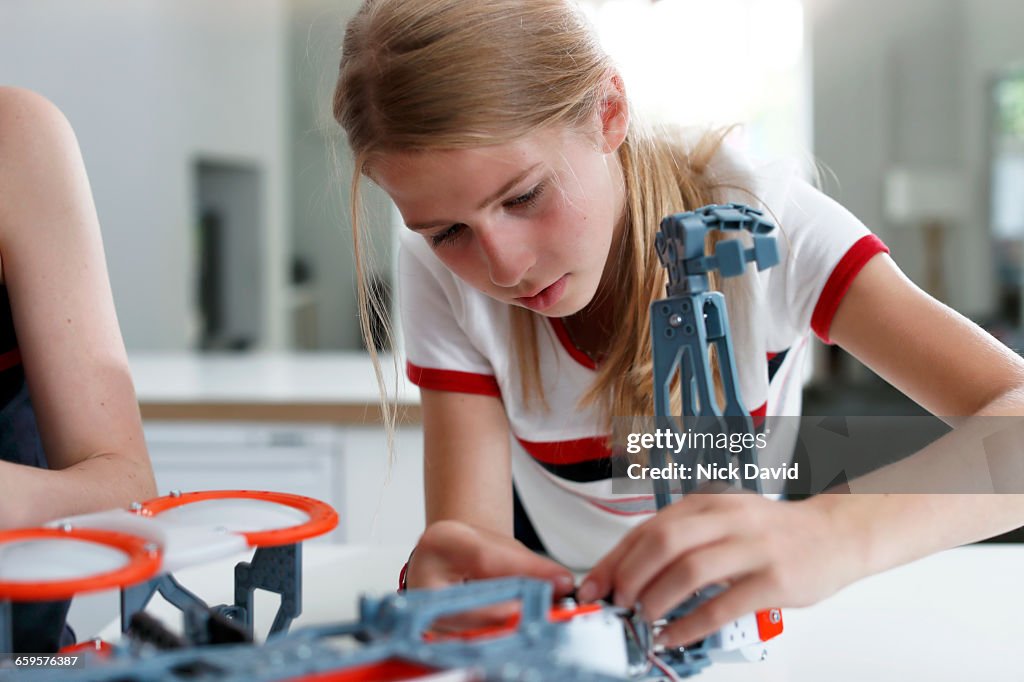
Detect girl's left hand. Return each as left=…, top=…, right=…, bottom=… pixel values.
left=576, top=490, right=866, bottom=647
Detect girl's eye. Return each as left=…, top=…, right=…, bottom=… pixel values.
left=430, top=223, right=467, bottom=248
left=428, top=182, right=546, bottom=248
left=504, top=182, right=546, bottom=210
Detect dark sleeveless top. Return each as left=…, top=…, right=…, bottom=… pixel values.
left=0, top=287, right=75, bottom=652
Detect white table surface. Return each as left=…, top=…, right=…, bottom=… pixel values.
left=128, top=352, right=418, bottom=404
left=96, top=543, right=1024, bottom=682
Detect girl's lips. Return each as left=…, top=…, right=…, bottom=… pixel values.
left=515, top=275, right=568, bottom=312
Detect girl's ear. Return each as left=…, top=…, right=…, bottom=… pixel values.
left=598, top=71, right=629, bottom=154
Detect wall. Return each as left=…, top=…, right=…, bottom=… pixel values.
left=0, top=0, right=290, bottom=349
left=288, top=0, right=396, bottom=351
left=8, top=1, right=1018, bottom=345
left=810, top=0, right=1024, bottom=319
left=963, top=0, right=1024, bottom=317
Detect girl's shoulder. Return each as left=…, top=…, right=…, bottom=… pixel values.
left=665, top=126, right=804, bottom=216
left=710, top=140, right=803, bottom=215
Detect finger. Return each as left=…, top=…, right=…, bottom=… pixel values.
left=414, top=524, right=575, bottom=595
left=608, top=511, right=735, bottom=608
left=580, top=496, right=717, bottom=604
left=638, top=540, right=764, bottom=621
left=473, top=544, right=576, bottom=596
left=655, top=575, right=773, bottom=648
left=577, top=524, right=645, bottom=603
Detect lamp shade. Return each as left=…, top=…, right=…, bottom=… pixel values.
left=884, top=168, right=968, bottom=225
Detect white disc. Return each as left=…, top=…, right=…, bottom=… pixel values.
left=155, top=498, right=310, bottom=534
left=0, top=538, right=130, bottom=582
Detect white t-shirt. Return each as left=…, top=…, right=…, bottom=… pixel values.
left=397, top=145, right=888, bottom=569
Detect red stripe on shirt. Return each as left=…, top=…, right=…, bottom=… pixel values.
left=517, top=435, right=611, bottom=465
left=588, top=499, right=657, bottom=516
left=811, top=234, right=890, bottom=344
left=517, top=400, right=767, bottom=466
left=406, top=361, right=501, bottom=397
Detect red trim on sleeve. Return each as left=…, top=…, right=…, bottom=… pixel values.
left=548, top=318, right=597, bottom=370
left=406, top=361, right=501, bottom=397
left=811, top=235, right=889, bottom=344
left=516, top=435, right=611, bottom=465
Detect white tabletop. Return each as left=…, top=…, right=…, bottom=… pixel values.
left=128, top=352, right=418, bottom=405
left=97, top=543, right=1024, bottom=681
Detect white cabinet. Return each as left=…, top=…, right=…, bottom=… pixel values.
left=143, top=422, right=425, bottom=547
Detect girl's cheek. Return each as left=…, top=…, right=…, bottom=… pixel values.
left=544, top=200, right=584, bottom=239
left=438, top=247, right=485, bottom=282
left=432, top=245, right=460, bottom=270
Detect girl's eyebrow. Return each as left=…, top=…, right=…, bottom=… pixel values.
left=406, top=162, right=542, bottom=230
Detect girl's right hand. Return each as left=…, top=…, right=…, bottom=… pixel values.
left=406, top=519, right=576, bottom=631
left=408, top=519, right=576, bottom=592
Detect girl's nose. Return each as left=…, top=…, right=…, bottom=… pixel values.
left=476, top=224, right=535, bottom=288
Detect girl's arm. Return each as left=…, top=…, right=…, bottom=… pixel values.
left=421, top=388, right=514, bottom=534
left=828, top=253, right=1024, bottom=417
left=0, top=87, right=156, bottom=529
left=581, top=252, right=1024, bottom=645
left=806, top=253, right=1024, bottom=576
left=408, top=387, right=574, bottom=593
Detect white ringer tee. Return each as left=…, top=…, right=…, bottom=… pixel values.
left=397, top=145, right=889, bottom=569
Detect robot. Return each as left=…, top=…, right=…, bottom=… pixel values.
left=0, top=204, right=781, bottom=681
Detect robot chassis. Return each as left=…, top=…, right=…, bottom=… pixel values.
left=1, top=204, right=781, bottom=682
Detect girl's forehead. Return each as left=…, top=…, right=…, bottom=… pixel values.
left=372, top=149, right=540, bottom=214
left=380, top=143, right=537, bottom=175
left=371, top=128, right=574, bottom=178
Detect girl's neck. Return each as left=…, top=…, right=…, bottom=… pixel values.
left=562, top=258, right=622, bottom=363
left=562, top=300, right=613, bottom=363
left=564, top=206, right=629, bottom=363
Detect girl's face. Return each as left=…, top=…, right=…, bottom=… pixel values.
left=371, top=124, right=626, bottom=317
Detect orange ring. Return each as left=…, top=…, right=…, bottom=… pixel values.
left=0, top=528, right=161, bottom=601
left=138, top=490, right=339, bottom=547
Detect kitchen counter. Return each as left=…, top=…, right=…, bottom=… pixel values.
left=129, top=352, right=421, bottom=424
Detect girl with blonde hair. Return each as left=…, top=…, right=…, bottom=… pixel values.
left=333, top=0, right=1024, bottom=646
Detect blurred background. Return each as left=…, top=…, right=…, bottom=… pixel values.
left=2, top=0, right=1024, bottom=632
left=2, top=0, right=1022, bottom=358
